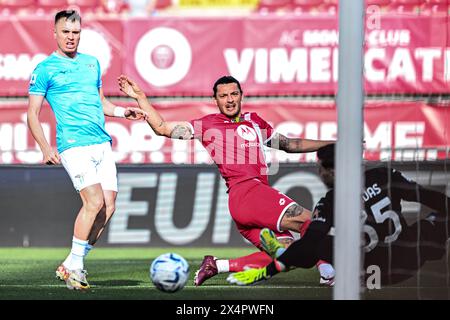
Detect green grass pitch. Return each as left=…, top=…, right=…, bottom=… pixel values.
left=0, top=247, right=330, bottom=300
left=0, top=248, right=448, bottom=300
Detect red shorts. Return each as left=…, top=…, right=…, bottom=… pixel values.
left=228, top=179, right=296, bottom=249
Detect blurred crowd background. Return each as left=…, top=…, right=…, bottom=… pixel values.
left=1, top=0, right=449, bottom=17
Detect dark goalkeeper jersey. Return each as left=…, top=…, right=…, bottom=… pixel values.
left=309, top=166, right=449, bottom=253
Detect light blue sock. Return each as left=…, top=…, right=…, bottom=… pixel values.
left=85, top=244, right=93, bottom=256
left=69, top=237, right=88, bottom=270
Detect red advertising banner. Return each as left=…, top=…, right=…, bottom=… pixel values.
left=0, top=15, right=450, bottom=96
left=364, top=15, right=450, bottom=94
left=0, top=17, right=123, bottom=96
left=0, top=100, right=448, bottom=164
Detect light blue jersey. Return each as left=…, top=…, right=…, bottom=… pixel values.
left=29, top=52, right=111, bottom=153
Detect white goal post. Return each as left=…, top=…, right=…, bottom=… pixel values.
left=334, top=0, right=366, bottom=300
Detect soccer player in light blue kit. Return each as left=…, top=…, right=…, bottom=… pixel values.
left=27, top=10, right=147, bottom=291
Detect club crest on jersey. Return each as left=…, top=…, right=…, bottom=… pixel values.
left=236, top=125, right=257, bottom=141
left=30, top=74, right=37, bottom=85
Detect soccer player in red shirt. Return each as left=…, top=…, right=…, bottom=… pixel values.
left=118, top=74, right=334, bottom=285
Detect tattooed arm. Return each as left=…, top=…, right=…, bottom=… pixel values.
left=167, top=122, right=194, bottom=140
left=144, top=116, right=193, bottom=140
left=117, top=75, right=193, bottom=140
left=267, top=133, right=334, bottom=153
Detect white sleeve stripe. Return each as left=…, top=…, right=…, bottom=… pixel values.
left=249, top=112, right=274, bottom=144
left=277, top=202, right=297, bottom=232
left=28, top=92, right=46, bottom=96
left=264, top=130, right=276, bottom=144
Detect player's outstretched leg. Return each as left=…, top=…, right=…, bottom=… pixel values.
left=65, top=269, right=90, bottom=291
left=194, top=256, right=218, bottom=286
left=260, top=228, right=286, bottom=258
left=227, top=267, right=270, bottom=286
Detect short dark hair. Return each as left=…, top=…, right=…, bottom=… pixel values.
left=55, top=10, right=81, bottom=25
left=317, top=143, right=335, bottom=169
left=213, top=76, right=243, bottom=98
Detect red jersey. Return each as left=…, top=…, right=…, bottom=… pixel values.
left=190, top=112, right=275, bottom=190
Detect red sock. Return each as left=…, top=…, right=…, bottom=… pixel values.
left=229, top=251, right=273, bottom=272
left=316, top=259, right=330, bottom=267
left=299, top=219, right=312, bottom=237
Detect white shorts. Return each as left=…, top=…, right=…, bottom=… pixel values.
left=60, top=142, right=118, bottom=192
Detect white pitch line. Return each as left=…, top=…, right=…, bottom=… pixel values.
left=0, top=284, right=328, bottom=289
left=2, top=284, right=444, bottom=290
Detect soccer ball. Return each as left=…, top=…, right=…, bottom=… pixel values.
left=150, top=253, right=190, bottom=293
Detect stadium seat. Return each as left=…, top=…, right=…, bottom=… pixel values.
left=97, top=0, right=129, bottom=15
left=289, top=0, right=324, bottom=15
left=37, top=0, right=70, bottom=7
left=322, top=0, right=338, bottom=14
left=392, top=0, right=423, bottom=3
left=35, top=0, right=70, bottom=16
left=366, top=0, right=391, bottom=4
left=389, top=0, right=423, bottom=14
left=71, top=0, right=99, bottom=9
left=366, top=0, right=391, bottom=14
left=0, top=0, right=35, bottom=5
left=424, top=0, right=449, bottom=3
left=36, top=0, right=70, bottom=13
left=420, top=0, right=449, bottom=15
left=256, top=0, right=291, bottom=14
left=0, top=0, right=35, bottom=16
left=69, top=0, right=99, bottom=15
